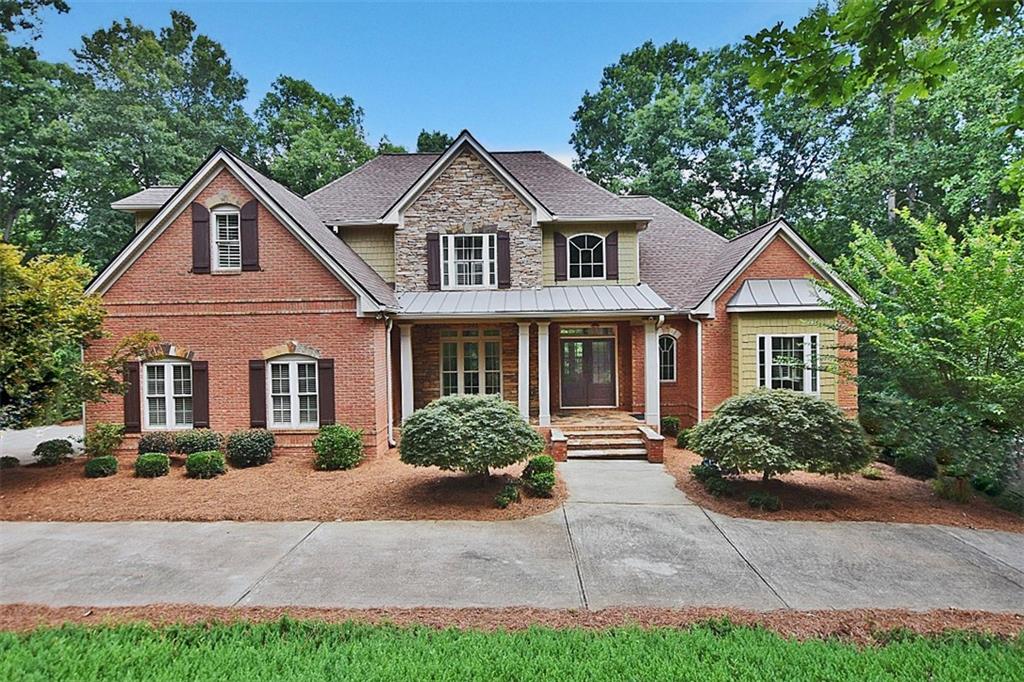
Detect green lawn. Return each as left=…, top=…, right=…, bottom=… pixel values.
left=2, top=619, right=1021, bottom=681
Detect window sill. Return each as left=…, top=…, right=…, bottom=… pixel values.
left=211, top=269, right=242, bottom=276
left=269, top=428, right=321, bottom=434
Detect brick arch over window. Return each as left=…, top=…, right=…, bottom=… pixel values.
left=251, top=341, right=334, bottom=428
left=261, top=341, right=323, bottom=360
left=124, top=344, right=208, bottom=432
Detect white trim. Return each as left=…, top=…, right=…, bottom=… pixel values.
left=266, top=354, right=320, bottom=429
left=756, top=333, right=820, bottom=396
left=658, top=334, right=677, bottom=383
left=726, top=305, right=835, bottom=313
left=537, top=321, right=551, bottom=426
left=210, top=206, right=241, bottom=272
left=556, top=324, right=620, bottom=410
left=517, top=322, right=531, bottom=420
left=441, top=233, right=497, bottom=290
left=399, top=324, right=414, bottom=421
left=437, top=327, right=503, bottom=398
left=385, top=317, right=395, bottom=446
left=567, top=233, right=607, bottom=281
left=689, top=315, right=704, bottom=423
left=141, top=359, right=193, bottom=431
left=545, top=215, right=653, bottom=223
left=395, top=309, right=669, bottom=322
left=643, top=320, right=661, bottom=427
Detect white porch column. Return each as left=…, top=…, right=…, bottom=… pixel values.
left=517, top=322, right=531, bottom=421
left=537, top=321, right=551, bottom=426
left=399, top=323, right=414, bottom=421
left=644, top=319, right=661, bottom=427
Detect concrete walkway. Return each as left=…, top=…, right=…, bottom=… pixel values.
left=1, top=461, right=1022, bottom=611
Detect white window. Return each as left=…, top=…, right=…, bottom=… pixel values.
left=442, top=233, right=496, bottom=289
left=143, top=360, right=192, bottom=429
left=757, top=334, right=819, bottom=394
left=267, top=355, right=319, bottom=428
left=568, top=234, right=605, bottom=279
left=212, top=208, right=241, bottom=270
left=659, top=335, right=677, bottom=382
left=440, top=328, right=502, bottom=397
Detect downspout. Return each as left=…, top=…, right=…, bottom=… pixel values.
left=688, top=313, right=703, bottom=423
left=384, top=316, right=396, bottom=447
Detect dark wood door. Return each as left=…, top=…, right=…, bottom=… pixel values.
left=560, top=338, right=616, bottom=407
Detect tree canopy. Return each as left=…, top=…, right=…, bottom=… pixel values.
left=416, top=129, right=454, bottom=153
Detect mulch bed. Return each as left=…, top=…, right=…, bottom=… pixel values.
left=0, top=452, right=564, bottom=522
left=1, top=604, right=1020, bottom=645
left=664, top=443, right=1024, bottom=532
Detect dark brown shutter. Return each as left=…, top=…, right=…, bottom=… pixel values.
left=123, top=361, right=141, bottom=433
left=240, top=200, right=260, bottom=271
left=317, top=358, right=335, bottom=425
left=606, top=231, right=619, bottom=280
left=496, top=231, right=511, bottom=289
left=191, top=361, right=209, bottom=428
left=249, top=360, right=266, bottom=428
left=426, top=232, right=441, bottom=290
left=554, top=232, right=567, bottom=281
left=191, top=203, right=210, bottom=274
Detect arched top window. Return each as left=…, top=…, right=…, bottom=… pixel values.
left=267, top=354, right=319, bottom=428
left=658, top=335, right=677, bottom=383
left=568, top=234, right=605, bottom=280
left=143, top=358, right=193, bottom=429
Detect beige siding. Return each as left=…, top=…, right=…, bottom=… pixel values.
left=134, top=211, right=156, bottom=232
left=730, top=312, right=840, bottom=404
left=339, top=226, right=396, bottom=283
left=542, top=224, right=639, bottom=286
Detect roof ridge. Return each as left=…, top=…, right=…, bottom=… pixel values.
left=728, top=217, right=782, bottom=241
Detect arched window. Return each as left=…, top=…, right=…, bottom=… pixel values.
left=568, top=234, right=605, bottom=279
left=143, top=358, right=193, bottom=429
left=267, top=354, right=319, bottom=428
left=658, top=335, right=677, bottom=383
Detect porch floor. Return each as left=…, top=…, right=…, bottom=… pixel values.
left=546, top=409, right=644, bottom=428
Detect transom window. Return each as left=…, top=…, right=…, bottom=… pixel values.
left=143, top=360, right=192, bottom=429
left=440, top=328, right=502, bottom=397
left=757, top=334, right=819, bottom=394
left=212, top=208, right=241, bottom=270
left=267, top=356, right=319, bottom=428
left=442, top=233, right=497, bottom=289
left=659, top=335, right=677, bottom=382
left=568, top=234, right=605, bottom=279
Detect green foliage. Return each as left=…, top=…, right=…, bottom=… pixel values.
left=688, top=390, right=874, bottom=481
left=522, top=455, right=555, bottom=478
left=971, top=473, right=1006, bottom=497
left=33, top=438, right=72, bottom=465
left=747, top=491, right=782, bottom=512
left=137, top=432, right=175, bottom=455
left=660, top=416, right=680, bottom=437
left=495, top=483, right=521, bottom=509
left=933, top=476, right=972, bottom=504
left=184, top=450, right=226, bottom=479
left=895, top=453, right=938, bottom=480
left=994, top=491, right=1024, bottom=515
left=84, top=423, right=123, bottom=459
left=416, top=129, right=454, bottom=153
left=690, top=461, right=733, bottom=497
left=173, top=429, right=223, bottom=456
left=523, top=472, right=556, bottom=498
left=134, top=453, right=169, bottom=478
left=0, top=456, right=19, bottom=469
left=400, top=395, right=545, bottom=476
left=312, top=425, right=364, bottom=471
left=225, top=429, right=275, bottom=468
left=860, top=466, right=886, bottom=481
left=676, top=429, right=690, bottom=449
left=84, top=455, right=117, bottom=478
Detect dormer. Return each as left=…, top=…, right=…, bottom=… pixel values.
left=111, top=186, right=179, bottom=232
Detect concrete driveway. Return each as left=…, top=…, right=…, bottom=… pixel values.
left=1, top=461, right=1022, bottom=611
left=0, top=423, right=83, bottom=465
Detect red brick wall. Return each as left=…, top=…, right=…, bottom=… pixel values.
left=659, top=317, right=699, bottom=427
left=86, top=168, right=391, bottom=456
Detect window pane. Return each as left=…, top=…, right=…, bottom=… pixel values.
left=770, top=337, right=804, bottom=391
left=297, top=363, right=317, bottom=394
left=463, top=371, right=480, bottom=394
left=568, top=235, right=605, bottom=279
left=463, top=342, right=479, bottom=371
left=299, top=394, right=318, bottom=424
left=147, top=397, right=166, bottom=426
left=484, top=341, right=500, bottom=372
left=172, top=365, right=192, bottom=397
left=758, top=336, right=766, bottom=387
left=174, top=397, right=193, bottom=426
left=272, top=395, right=291, bottom=425
left=270, top=363, right=289, bottom=395
left=659, top=336, right=675, bottom=381
left=215, top=212, right=241, bottom=268
left=810, top=336, right=819, bottom=392
left=451, top=234, right=486, bottom=287
left=145, top=365, right=164, bottom=396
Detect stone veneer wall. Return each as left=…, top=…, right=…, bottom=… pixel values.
left=395, top=149, right=541, bottom=292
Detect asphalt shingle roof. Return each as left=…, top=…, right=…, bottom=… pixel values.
left=110, top=186, right=178, bottom=209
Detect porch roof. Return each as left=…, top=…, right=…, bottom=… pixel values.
left=395, top=284, right=671, bottom=319
left=725, top=278, right=833, bottom=312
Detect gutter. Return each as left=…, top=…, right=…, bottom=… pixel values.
left=688, top=313, right=703, bottom=423
left=383, top=315, right=396, bottom=447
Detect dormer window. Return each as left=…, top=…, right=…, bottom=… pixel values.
left=442, top=233, right=496, bottom=289
left=568, top=234, right=605, bottom=279
left=212, top=207, right=241, bottom=271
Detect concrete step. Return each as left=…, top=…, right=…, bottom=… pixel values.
left=567, top=448, right=648, bottom=459
left=560, top=428, right=639, bottom=437
left=568, top=437, right=645, bottom=448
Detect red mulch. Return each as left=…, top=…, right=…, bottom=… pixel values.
left=0, top=604, right=1020, bottom=645
left=0, top=452, right=564, bottom=522
left=664, top=443, right=1024, bottom=532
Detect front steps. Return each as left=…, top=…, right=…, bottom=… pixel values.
left=563, top=427, right=647, bottom=460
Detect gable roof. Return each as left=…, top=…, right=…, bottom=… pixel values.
left=110, top=186, right=178, bottom=211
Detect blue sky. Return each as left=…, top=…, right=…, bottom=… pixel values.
left=32, top=1, right=815, bottom=162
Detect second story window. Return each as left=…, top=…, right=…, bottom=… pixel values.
left=568, top=234, right=605, bottom=279
left=212, top=208, right=241, bottom=271
left=442, top=233, right=496, bottom=289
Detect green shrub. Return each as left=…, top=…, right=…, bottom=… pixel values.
left=175, top=429, right=223, bottom=455
left=495, top=483, right=521, bottom=509
left=894, top=453, right=937, bottom=480
left=134, top=452, right=170, bottom=478
left=970, top=473, right=1005, bottom=497
left=400, top=395, right=544, bottom=476
left=312, top=425, right=364, bottom=471
left=226, top=429, right=275, bottom=468
left=522, top=455, right=555, bottom=478
left=137, top=431, right=175, bottom=454
left=860, top=466, right=885, bottom=480
left=84, top=456, right=118, bottom=478
left=687, top=390, right=873, bottom=481
left=523, top=471, right=556, bottom=497
left=185, top=450, right=226, bottom=479
left=676, top=429, right=690, bottom=449
left=660, top=416, right=680, bottom=437
left=993, top=491, right=1024, bottom=515
left=0, top=456, right=20, bottom=469
left=747, top=491, right=781, bottom=512
left=84, top=423, right=124, bottom=458
left=704, top=476, right=733, bottom=498
left=932, top=476, right=971, bottom=503
left=690, top=460, right=722, bottom=484
left=34, top=439, right=73, bottom=466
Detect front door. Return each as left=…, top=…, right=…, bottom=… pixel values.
left=560, top=337, right=616, bottom=407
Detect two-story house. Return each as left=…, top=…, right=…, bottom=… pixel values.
left=86, top=131, right=859, bottom=457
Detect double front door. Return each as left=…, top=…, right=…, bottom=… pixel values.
left=561, top=336, right=616, bottom=407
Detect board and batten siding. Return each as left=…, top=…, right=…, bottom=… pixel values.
left=731, top=312, right=840, bottom=404
left=338, top=226, right=396, bottom=283
left=541, top=224, right=639, bottom=286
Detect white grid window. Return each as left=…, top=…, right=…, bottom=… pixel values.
left=757, top=334, right=819, bottom=394
left=568, top=234, right=605, bottom=279
left=268, top=356, right=319, bottom=428
left=442, top=234, right=496, bottom=289
left=440, top=328, right=502, bottom=397
left=659, top=335, right=677, bottom=382
left=143, top=361, right=192, bottom=429
left=212, top=209, right=241, bottom=270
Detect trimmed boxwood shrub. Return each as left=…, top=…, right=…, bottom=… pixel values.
left=495, top=483, right=521, bottom=509
left=185, top=450, right=226, bottom=479
left=84, top=423, right=124, bottom=459
left=660, top=416, right=680, bottom=438
left=34, top=439, right=73, bottom=466
left=688, top=389, right=873, bottom=481
left=521, top=455, right=556, bottom=497
left=676, top=429, right=690, bottom=449
left=226, top=429, right=275, bottom=468
left=400, top=395, right=544, bottom=476
left=313, top=425, right=364, bottom=471
left=84, top=456, right=118, bottom=478
left=137, top=431, right=175, bottom=454
left=0, top=456, right=20, bottom=469
left=175, top=429, right=223, bottom=455
left=135, top=452, right=170, bottom=478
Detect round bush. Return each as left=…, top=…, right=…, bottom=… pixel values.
left=522, top=455, right=555, bottom=478
left=0, top=456, right=20, bottom=469
left=687, top=389, right=873, bottom=481
left=185, top=450, right=226, bottom=479
left=175, top=429, right=223, bottom=455
left=84, top=423, right=124, bottom=458
left=137, top=431, right=175, bottom=454
left=400, top=395, right=545, bottom=476
left=34, top=439, right=73, bottom=466
left=313, top=425, right=364, bottom=471
left=135, top=452, right=170, bottom=478
left=660, top=416, right=680, bottom=438
left=84, top=455, right=118, bottom=478
left=226, top=429, right=275, bottom=468
left=523, top=471, right=556, bottom=497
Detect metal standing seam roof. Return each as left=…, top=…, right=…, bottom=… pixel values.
left=396, top=285, right=671, bottom=317
left=726, top=278, right=833, bottom=310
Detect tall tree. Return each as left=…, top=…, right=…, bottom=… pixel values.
left=416, top=129, right=453, bottom=153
